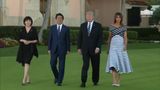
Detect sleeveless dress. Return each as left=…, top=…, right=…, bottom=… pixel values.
left=106, top=25, right=133, bottom=74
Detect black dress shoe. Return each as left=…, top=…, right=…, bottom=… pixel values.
left=94, top=82, right=98, bottom=86
left=80, top=83, right=86, bottom=88
left=57, top=83, right=62, bottom=86
left=54, top=80, right=57, bottom=84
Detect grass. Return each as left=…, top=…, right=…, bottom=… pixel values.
left=0, top=43, right=160, bottom=90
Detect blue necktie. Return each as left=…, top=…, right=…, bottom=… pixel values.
left=87, top=23, right=91, bottom=36
left=57, top=26, right=60, bottom=35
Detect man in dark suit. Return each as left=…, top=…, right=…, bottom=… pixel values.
left=48, top=13, right=70, bottom=86
left=77, top=11, right=103, bottom=87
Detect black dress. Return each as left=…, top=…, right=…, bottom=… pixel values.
left=16, top=27, right=38, bottom=66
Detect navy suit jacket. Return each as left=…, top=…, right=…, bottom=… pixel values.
left=77, top=21, right=103, bottom=55
left=48, top=24, right=70, bottom=55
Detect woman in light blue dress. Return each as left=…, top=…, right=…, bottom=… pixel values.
left=106, top=12, right=133, bottom=87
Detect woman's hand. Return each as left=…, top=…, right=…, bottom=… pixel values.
left=20, top=39, right=30, bottom=45
left=123, top=46, right=127, bottom=51
left=23, top=40, right=30, bottom=45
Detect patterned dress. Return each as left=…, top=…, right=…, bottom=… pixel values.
left=106, top=25, right=133, bottom=74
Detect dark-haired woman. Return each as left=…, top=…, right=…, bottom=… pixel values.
left=106, top=12, right=133, bottom=87
left=16, top=16, right=38, bottom=85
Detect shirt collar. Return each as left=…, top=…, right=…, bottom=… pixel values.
left=57, top=24, right=63, bottom=29
left=88, top=20, right=94, bottom=24
left=57, top=24, right=63, bottom=27
left=87, top=21, right=94, bottom=28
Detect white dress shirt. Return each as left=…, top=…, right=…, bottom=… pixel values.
left=57, top=24, right=63, bottom=32
left=87, top=21, right=94, bottom=31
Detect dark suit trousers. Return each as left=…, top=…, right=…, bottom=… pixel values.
left=50, top=51, right=66, bottom=83
left=81, top=52, right=100, bottom=83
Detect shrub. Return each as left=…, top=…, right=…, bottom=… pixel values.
left=128, top=27, right=160, bottom=40
left=70, top=30, right=79, bottom=45
left=0, top=38, right=18, bottom=48
left=0, top=26, right=20, bottom=39
left=103, top=30, right=138, bottom=43
left=151, top=7, right=160, bottom=24
left=0, top=26, right=41, bottom=40
left=103, top=31, right=109, bottom=44
left=127, top=31, right=138, bottom=40
left=0, top=39, right=5, bottom=48
left=42, top=29, right=79, bottom=45
left=42, top=29, right=49, bottom=45
left=0, top=26, right=159, bottom=46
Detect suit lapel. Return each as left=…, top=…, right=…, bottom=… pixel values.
left=59, top=25, right=65, bottom=36
left=85, top=22, right=88, bottom=34
left=61, top=25, right=64, bottom=33
left=91, top=21, right=95, bottom=31
left=90, top=21, right=96, bottom=36
left=54, top=25, right=58, bottom=36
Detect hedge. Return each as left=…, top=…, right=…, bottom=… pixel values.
left=0, top=26, right=20, bottom=40
left=0, top=26, right=41, bottom=40
left=0, top=38, right=18, bottom=48
left=128, top=27, right=160, bottom=40
left=0, top=26, right=159, bottom=45
left=42, top=29, right=137, bottom=45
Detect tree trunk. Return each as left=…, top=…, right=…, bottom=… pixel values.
left=38, top=0, right=52, bottom=43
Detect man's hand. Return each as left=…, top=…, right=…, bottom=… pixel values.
left=67, top=51, right=70, bottom=54
left=107, top=49, right=109, bottom=54
left=95, top=47, right=100, bottom=54
left=48, top=50, right=51, bottom=54
left=78, top=49, right=81, bottom=54
left=20, top=39, right=27, bottom=44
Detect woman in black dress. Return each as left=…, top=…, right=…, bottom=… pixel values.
left=16, top=16, right=38, bottom=85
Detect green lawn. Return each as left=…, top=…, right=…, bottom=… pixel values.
left=0, top=43, right=160, bottom=90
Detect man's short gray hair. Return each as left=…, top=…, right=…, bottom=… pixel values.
left=86, top=11, right=95, bottom=17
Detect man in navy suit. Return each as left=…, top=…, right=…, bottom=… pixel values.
left=48, top=13, right=70, bottom=86
left=78, top=11, right=103, bottom=87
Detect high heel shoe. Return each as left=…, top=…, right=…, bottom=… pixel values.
left=26, top=82, right=31, bottom=84
left=112, top=84, right=120, bottom=87
left=22, top=83, right=26, bottom=86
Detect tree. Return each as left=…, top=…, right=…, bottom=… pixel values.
left=147, top=0, right=160, bottom=5
left=152, top=7, right=160, bottom=25
left=38, top=0, right=52, bottom=43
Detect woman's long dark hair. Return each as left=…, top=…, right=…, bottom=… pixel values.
left=114, top=12, right=123, bottom=26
